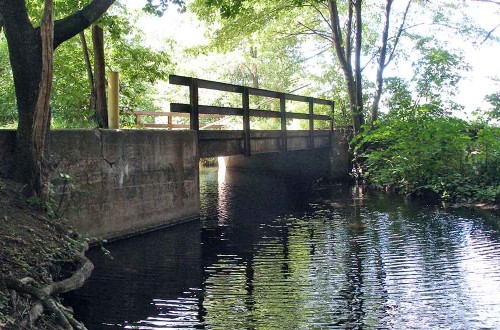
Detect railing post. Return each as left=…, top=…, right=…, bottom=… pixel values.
left=329, top=101, right=335, bottom=148
left=189, top=78, right=199, bottom=131
left=107, top=71, right=119, bottom=129
left=280, top=94, right=287, bottom=152
left=168, top=115, right=173, bottom=130
left=308, top=98, right=314, bottom=149
left=242, top=87, right=251, bottom=156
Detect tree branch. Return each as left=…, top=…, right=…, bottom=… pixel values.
left=54, top=0, right=115, bottom=48
left=309, top=2, right=333, bottom=32
left=361, top=51, right=378, bottom=72
left=470, top=0, right=500, bottom=5
left=481, top=22, right=500, bottom=43
left=346, top=0, right=353, bottom=65
left=297, top=21, right=334, bottom=42
left=386, top=0, right=413, bottom=68
left=0, top=0, right=34, bottom=33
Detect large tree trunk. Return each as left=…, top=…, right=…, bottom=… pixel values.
left=92, top=24, right=108, bottom=128
left=2, top=1, right=44, bottom=194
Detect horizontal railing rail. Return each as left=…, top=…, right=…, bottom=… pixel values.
left=169, top=74, right=335, bottom=156
left=132, top=110, right=224, bottom=130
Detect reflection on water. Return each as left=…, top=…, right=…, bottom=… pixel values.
left=68, top=167, right=500, bottom=329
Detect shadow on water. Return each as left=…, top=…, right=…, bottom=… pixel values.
left=65, top=221, right=202, bottom=329
left=67, top=167, right=500, bottom=329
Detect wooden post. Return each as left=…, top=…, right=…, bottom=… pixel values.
left=168, top=115, right=173, bottom=130
left=242, top=87, right=251, bottom=156
left=329, top=102, right=335, bottom=148
left=189, top=78, right=199, bottom=131
left=280, top=94, right=287, bottom=152
left=308, top=99, right=314, bottom=149
left=107, top=71, right=119, bottom=129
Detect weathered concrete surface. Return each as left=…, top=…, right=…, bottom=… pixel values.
left=0, top=127, right=349, bottom=240
left=0, top=129, right=199, bottom=240
left=199, top=130, right=332, bottom=158
left=331, top=128, right=352, bottom=179
left=223, top=129, right=351, bottom=180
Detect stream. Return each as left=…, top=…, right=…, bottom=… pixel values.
left=67, top=166, right=500, bottom=329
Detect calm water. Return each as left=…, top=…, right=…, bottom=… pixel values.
left=68, top=167, right=500, bottom=329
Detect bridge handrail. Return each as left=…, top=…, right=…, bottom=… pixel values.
left=168, top=74, right=335, bottom=156
left=131, top=110, right=224, bottom=130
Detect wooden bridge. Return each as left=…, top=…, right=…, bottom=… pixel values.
left=0, top=76, right=347, bottom=239
left=133, top=75, right=335, bottom=158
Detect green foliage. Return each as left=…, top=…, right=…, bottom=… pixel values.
left=105, top=10, right=174, bottom=113
left=355, top=116, right=500, bottom=204
left=51, top=35, right=97, bottom=128
left=143, top=0, right=186, bottom=16
left=0, top=3, right=174, bottom=128
left=0, top=40, right=17, bottom=127
left=485, top=92, right=500, bottom=120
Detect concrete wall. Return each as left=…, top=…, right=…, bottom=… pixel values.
left=0, top=129, right=199, bottom=240
left=223, top=128, right=351, bottom=180
left=0, top=127, right=350, bottom=240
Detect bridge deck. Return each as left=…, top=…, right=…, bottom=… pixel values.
left=198, top=130, right=331, bottom=158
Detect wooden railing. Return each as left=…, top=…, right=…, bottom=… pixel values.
left=134, top=111, right=224, bottom=130
left=169, top=74, right=334, bottom=156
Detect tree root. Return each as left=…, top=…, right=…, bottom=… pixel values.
left=1, top=243, right=93, bottom=329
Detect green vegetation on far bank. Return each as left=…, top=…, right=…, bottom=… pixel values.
left=354, top=116, right=499, bottom=206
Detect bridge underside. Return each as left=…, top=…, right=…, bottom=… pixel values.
left=198, top=130, right=331, bottom=158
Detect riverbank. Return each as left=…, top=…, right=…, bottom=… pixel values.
left=0, top=178, right=91, bottom=329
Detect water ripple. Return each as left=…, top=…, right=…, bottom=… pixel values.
left=70, top=169, right=500, bottom=329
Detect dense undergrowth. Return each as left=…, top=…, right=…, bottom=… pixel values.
left=354, top=116, right=499, bottom=205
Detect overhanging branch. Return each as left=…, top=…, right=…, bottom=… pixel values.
left=54, top=0, right=115, bottom=48
left=481, top=22, right=500, bottom=43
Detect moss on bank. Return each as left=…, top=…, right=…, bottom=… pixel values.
left=0, top=178, right=89, bottom=329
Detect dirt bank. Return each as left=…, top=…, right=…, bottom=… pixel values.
left=0, top=178, right=92, bottom=329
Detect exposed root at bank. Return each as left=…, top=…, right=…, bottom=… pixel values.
left=0, top=177, right=93, bottom=329
left=1, top=244, right=93, bottom=329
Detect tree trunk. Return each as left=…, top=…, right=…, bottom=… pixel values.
left=249, top=46, right=259, bottom=88
left=92, top=25, right=108, bottom=128
left=79, top=31, right=97, bottom=114
left=1, top=1, right=44, bottom=193
left=327, top=0, right=364, bottom=134
left=371, top=0, right=412, bottom=123
left=30, top=0, right=54, bottom=198
left=353, top=0, right=364, bottom=131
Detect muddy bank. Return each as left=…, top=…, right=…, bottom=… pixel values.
left=0, top=178, right=92, bottom=329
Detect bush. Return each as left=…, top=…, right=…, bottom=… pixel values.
left=355, top=117, right=499, bottom=204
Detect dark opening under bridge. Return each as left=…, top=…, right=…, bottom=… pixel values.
left=135, top=75, right=337, bottom=158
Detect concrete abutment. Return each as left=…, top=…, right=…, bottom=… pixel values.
left=0, top=129, right=350, bottom=240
